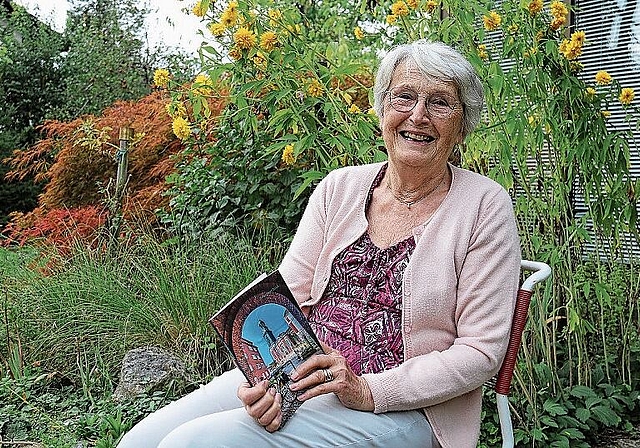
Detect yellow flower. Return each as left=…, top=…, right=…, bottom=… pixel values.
left=348, top=104, right=361, bottom=114
left=166, top=102, right=187, bottom=119
left=268, top=8, right=282, bottom=27
left=386, top=14, right=398, bottom=25
left=260, top=31, right=278, bottom=52
left=221, top=4, right=239, bottom=27
left=234, top=27, right=257, bottom=50
left=528, top=0, right=543, bottom=15
left=424, top=0, right=437, bottom=13
left=253, top=52, right=267, bottom=70
left=620, top=87, right=635, bottom=105
left=391, top=1, right=410, bottom=17
left=172, top=117, right=191, bottom=140
left=559, top=31, right=585, bottom=60
left=483, top=11, right=502, bottom=31
left=595, top=70, right=613, bottom=85
left=209, top=22, right=226, bottom=36
left=192, top=1, right=207, bottom=17
left=528, top=114, right=540, bottom=127
left=307, top=79, right=324, bottom=98
left=282, top=144, right=296, bottom=165
left=406, top=0, right=418, bottom=9
left=601, top=110, right=611, bottom=118
left=524, top=46, right=538, bottom=58
left=550, top=1, right=568, bottom=19
left=477, top=44, right=488, bottom=60
left=549, top=1, right=568, bottom=30
left=193, top=73, right=214, bottom=96
left=354, top=26, right=364, bottom=40
left=153, top=68, right=170, bottom=88
left=229, top=46, right=242, bottom=60
left=507, top=24, right=519, bottom=35
left=585, top=87, right=596, bottom=97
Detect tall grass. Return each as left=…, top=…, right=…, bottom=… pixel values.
left=1, top=232, right=285, bottom=385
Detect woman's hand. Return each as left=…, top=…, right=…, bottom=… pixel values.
left=237, top=380, right=283, bottom=432
left=289, top=343, right=374, bottom=411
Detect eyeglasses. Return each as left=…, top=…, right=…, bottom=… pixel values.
left=386, top=87, right=461, bottom=119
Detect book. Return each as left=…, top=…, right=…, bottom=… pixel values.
left=209, top=269, right=324, bottom=428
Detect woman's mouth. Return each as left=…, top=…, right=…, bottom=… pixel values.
left=399, top=131, right=435, bottom=143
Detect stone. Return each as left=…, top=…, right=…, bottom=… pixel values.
left=113, top=346, right=188, bottom=401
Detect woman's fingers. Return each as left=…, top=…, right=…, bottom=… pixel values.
left=238, top=381, right=283, bottom=431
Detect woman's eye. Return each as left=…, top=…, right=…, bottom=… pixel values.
left=397, top=92, right=416, bottom=101
left=431, top=97, right=450, bottom=107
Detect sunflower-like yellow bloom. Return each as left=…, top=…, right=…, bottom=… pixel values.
left=268, top=9, right=282, bottom=27
left=307, top=79, right=324, bottom=98
left=425, top=0, right=437, bottom=13
left=348, top=104, right=362, bottom=114
left=192, top=1, right=207, bottom=17
left=282, top=144, right=296, bottom=165
left=234, top=27, right=257, bottom=50
left=172, top=117, right=191, bottom=140
left=386, top=14, right=398, bottom=25
left=260, top=31, right=278, bottom=52
left=354, top=26, right=364, bottom=40
left=406, top=0, right=418, bottom=9
left=209, top=22, right=226, bottom=36
left=585, top=87, right=596, bottom=97
left=620, top=87, right=635, bottom=105
left=601, top=110, right=611, bottom=118
left=549, top=1, right=568, bottom=30
left=221, top=3, right=239, bottom=27
left=559, top=30, right=586, bottom=60
left=595, top=70, right=613, bottom=85
left=229, top=46, right=243, bottom=60
left=193, top=73, right=214, bottom=96
left=253, top=52, right=267, bottom=70
left=153, top=68, right=170, bottom=88
left=483, top=11, right=502, bottom=31
left=478, top=44, right=488, bottom=60
left=391, top=1, right=410, bottom=17
left=528, top=0, right=543, bottom=15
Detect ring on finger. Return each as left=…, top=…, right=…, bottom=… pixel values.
left=322, top=368, right=334, bottom=383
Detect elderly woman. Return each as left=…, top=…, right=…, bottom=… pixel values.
left=118, top=39, right=520, bottom=448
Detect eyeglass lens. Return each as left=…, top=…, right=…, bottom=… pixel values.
left=388, top=88, right=458, bottom=117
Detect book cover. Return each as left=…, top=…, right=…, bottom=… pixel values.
left=209, top=269, right=323, bottom=428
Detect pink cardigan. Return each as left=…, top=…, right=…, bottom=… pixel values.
left=279, top=162, right=521, bottom=448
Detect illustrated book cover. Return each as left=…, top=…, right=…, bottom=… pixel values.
left=209, top=269, right=323, bottom=428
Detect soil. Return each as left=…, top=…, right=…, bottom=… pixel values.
left=593, top=424, right=640, bottom=447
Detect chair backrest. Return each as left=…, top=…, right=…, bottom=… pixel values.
left=495, top=260, right=552, bottom=448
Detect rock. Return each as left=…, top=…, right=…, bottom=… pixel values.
left=113, top=346, right=188, bottom=401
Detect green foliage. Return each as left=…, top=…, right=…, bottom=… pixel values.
left=0, top=0, right=196, bottom=228
left=0, top=364, right=181, bottom=446
left=0, top=2, right=63, bottom=226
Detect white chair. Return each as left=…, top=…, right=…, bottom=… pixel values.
left=495, top=260, right=552, bottom=448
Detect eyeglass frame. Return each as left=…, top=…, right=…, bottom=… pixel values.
left=384, top=87, right=462, bottom=119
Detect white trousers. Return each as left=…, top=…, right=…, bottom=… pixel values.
left=117, top=368, right=440, bottom=448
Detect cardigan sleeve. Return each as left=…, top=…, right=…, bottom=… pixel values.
left=278, top=176, right=329, bottom=307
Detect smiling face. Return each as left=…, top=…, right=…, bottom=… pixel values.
left=381, top=60, right=464, bottom=170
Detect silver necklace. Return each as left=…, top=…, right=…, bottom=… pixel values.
left=387, top=174, right=446, bottom=210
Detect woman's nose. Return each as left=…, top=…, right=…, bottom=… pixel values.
left=410, top=99, right=431, bottom=122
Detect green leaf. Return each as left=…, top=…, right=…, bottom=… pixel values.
left=591, top=405, right=621, bottom=426
left=575, top=408, right=591, bottom=423
left=544, top=399, right=568, bottom=416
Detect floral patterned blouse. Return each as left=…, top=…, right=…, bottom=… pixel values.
left=307, top=166, right=415, bottom=375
